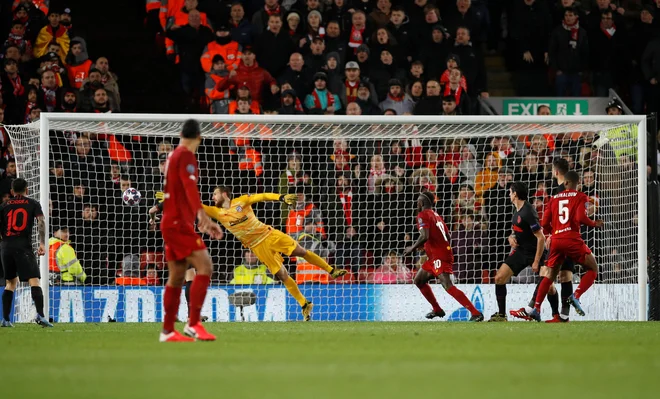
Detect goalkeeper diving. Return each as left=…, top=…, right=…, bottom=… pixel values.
left=205, top=187, right=347, bottom=321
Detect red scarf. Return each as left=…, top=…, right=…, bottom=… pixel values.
left=387, top=93, right=403, bottom=102
left=265, top=4, right=281, bottom=16
left=25, top=101, right=36, bottom=123
left=370, top=168, right=385, bottom=178
left=41, top=86, right=57, bottom=112
left=562, top=20, right=580, bottom=42
left=286, top=169, right=306, bottom=185
left=345, top=80, right=359, bottom=104
left=338, top=190, right=353, bottom=226
left=443, top=84, right=463, bottom=105
left=312, top=89, right=334, bottom=109
left=600, top=23, right=616, bottom=39
left=440, top=69, right=468, bottom=90
left=348, top=25, right=365, bottom=50
left=9, top=75, right=24, bottom=97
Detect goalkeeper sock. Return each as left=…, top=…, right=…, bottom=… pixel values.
left=185, top=280, right=192, bottom=316
left=163, top=285, right=182, bottom=333
left=2, top=289, right=14, bottom=321
left=30, top=286, right=45, bottom=317
left=548, top=291, right=559, bottom=316
left=534, top=277, right=553, bottom=312
left=446, top=286, right=479, bottom=316
left=302, top=250, right=333, bottom=273
left=561, top=281, right=573, bottom=317
left=282, top=277, right=307, bottom=307
left=189, top=274, right=210, bottom=326
left=495, top=284, right=507, bottom=315
left=528, top=282, right=541, bottom=308
left=574, top=270, right=596, bottom=300
left=416, top=282, right=442, bottom=313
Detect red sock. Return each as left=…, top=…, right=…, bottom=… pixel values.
left=574, top=270, right=596, bottom=299
left=417, top=283, right=442, bottom=313
left=163, top=285, right=182, bottom=334
left=534, top=277, right=553, bottom=312
left=446, top=286, right=479, bottom=316
left=188, top=274, right=211, bottom=326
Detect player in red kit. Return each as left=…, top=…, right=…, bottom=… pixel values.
left=528, top=171, right=603, bottom=322
left=159, top=119, right=223, bottom=342
left=404, top=192, right=484, bottom=322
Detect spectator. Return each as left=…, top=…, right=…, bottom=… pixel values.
left=302, top=11, right=326, bottom=49
left=483, top=167, right=514, bottom=265
left=407, top=59, right=426, bottom=83
left=278, top=88, right=304, bottom=114
left=408, top=0, right=430, bottom=27
left=347, top=10, right=371, bottom=55
left=79, top=68, right=120, bottom=111
left=65, top=37, right=92, bottom=89
left=232, top=46, right=279, bottom=105
left=474, top=152, right=501, bottom=199
left=445, top=0, right=488, bottom=46
left=252, top=0, right=283, bottom=35
left=408, top=79, right=425, bottom=104
left=279, top=52, right=314, bottom=100
left=228, top=83, right=262, bottom=113
left=230, top=251, right=275, bottom=284
left=355, top=81, right=380, bottom=114
left=326, top=0, right=352, bottom=34
left=588, top=0, right=625, bottom=30
left=4, top=19, right=32, bottom=59
left=255, top=14, right=295, bottom=77
left=339, top=61, right=377, bottom=106
left=201, top=24, right=242, bottom=73
left=229, top=2, right=256, bottom=47
left=420, top=25, right=451, bottom=80
left=205, top=55, right=232, bottom=114
left=549, top=7, right=589, bottom=97
left=39, top=51, right=68, bottom=87
left=379, top=78, right=414, bottom=115
left=286, top=186, right=326, bottom=237
left=324, top=20, right=347, bottom=65
left=34, top=9, right=69, bottom=61
left=452, top=26, right=489, bottom=99
left=370, top=0, right=392, bottom=28
left=458, top=143, right=480, bottom=183
left=1, top=58, right=25, bottom=123
left=305, top=72, right=341, bottom=114
left=74, top=204, right=105, bottom=284
left=589, top=9, right=630, bottom=96
left=512, top=0, right=553, bottom=96
left=286, top=12, right=305, bottom=46
left=518, top=152, right=544, bottom=188
left=441, top=68, right=471, bottom=115
left=367, top=250, right=412, bottom=283
left=94, top=57, right=121, bottom=106
left=451, top=212, right=486, bottom=283
left=441, top=95, right=460, bottom=115
left=414, top=78, right=442, bottom=115
left=324, top=52, right=343, bottom=93
left=304, top=36, right=327, bottom=73
left=345, top=101, right=362, bottom=115
left=81, top=87, right=114, bottom=113
left=371, top=49, right=405, bottom=101
left=37, top=69, right=62, bottom=112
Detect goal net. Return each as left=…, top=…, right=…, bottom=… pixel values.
left=1, top=114, right=647, bottom=322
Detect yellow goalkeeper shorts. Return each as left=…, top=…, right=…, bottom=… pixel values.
left=250, top=230, right=298, bottom=275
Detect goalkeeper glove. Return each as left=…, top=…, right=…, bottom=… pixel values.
left=280, top=194, right=297, bottom=207
left=155, top=191, right=165, bottom=203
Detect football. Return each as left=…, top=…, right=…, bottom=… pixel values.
left=122, top=187, right=142, bottom=206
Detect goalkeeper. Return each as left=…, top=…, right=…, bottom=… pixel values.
left=203, top=186, right=348, bottom=321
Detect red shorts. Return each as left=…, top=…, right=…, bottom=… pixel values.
left=546, top=237, right=591, bottom=268
left=422, top=257, right=453, bottom=277
left=162, top=226, right=207, bottom=262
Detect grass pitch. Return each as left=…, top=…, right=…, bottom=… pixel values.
left=3, top=322, right=660, bottom=399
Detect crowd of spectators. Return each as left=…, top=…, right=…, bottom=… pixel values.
left=0, top=1, right=656, bottom=286
left=146, top=0, right=660, bottom=115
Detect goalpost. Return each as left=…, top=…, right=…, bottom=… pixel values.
left=1, top=113, right=648, bottom=322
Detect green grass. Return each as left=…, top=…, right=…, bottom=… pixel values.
left=3, top=322, right=660, bottom=398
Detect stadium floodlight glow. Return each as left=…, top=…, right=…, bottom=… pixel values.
left=2, top=113, right=647, bottom=322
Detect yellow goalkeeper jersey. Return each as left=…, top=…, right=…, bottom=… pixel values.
left=203, top=193, right=280, bottom=249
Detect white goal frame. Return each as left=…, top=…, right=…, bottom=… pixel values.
left=35, top=113, right=649, bottom=321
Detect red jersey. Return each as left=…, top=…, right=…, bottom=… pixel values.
left=541, top=189, right=597, bottom=239
left=160, top=146, right=203, bottom=231
left=416, top=209, right=454, bottom=263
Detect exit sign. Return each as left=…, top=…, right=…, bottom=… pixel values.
left=503, top=99, right=589, bottom=115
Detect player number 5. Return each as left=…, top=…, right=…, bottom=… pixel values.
left=559, top=200, right=570, bottom=224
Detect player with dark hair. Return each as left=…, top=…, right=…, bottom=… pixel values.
left=529, top=171, right=604, bottom=321
left=404, top=191, right=484, bottom=322
left=489, top=182, right=546, bottom=322
left=510, top=157, right=576, bottom=322
left=1, top=178, right=52, bottom=327
left=159, top=119, right=223, bottom=342
left=203, top=186, right=347, bottom=321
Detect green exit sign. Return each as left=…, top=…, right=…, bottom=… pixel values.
left=503, top=99, right=589, bottom=115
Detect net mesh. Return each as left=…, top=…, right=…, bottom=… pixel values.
left=2, top=117, right=642, bottom=322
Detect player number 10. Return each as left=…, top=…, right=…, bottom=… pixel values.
left=559, top=199, right=570, bottom=224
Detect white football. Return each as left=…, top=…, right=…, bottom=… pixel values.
left=122, top=187, right=142, bottom=206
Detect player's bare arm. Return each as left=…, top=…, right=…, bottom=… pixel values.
left=404, top=227, right=428, bottom=255
left=532, top=229, right=545, bottom=273
left=36, top=215, right=45, bottom=256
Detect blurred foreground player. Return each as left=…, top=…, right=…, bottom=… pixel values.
left=1, top=178, right=52, bottom=327
left=159, top=119, right=223, bottom=342
left=529, top=171, right=603, bottom=321
left=204, top=186, right=348, bottom=321
left=404, top=192, right=484, bottom=322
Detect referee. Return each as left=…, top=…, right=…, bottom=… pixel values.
left=0, top=178, right=52, bottom=327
